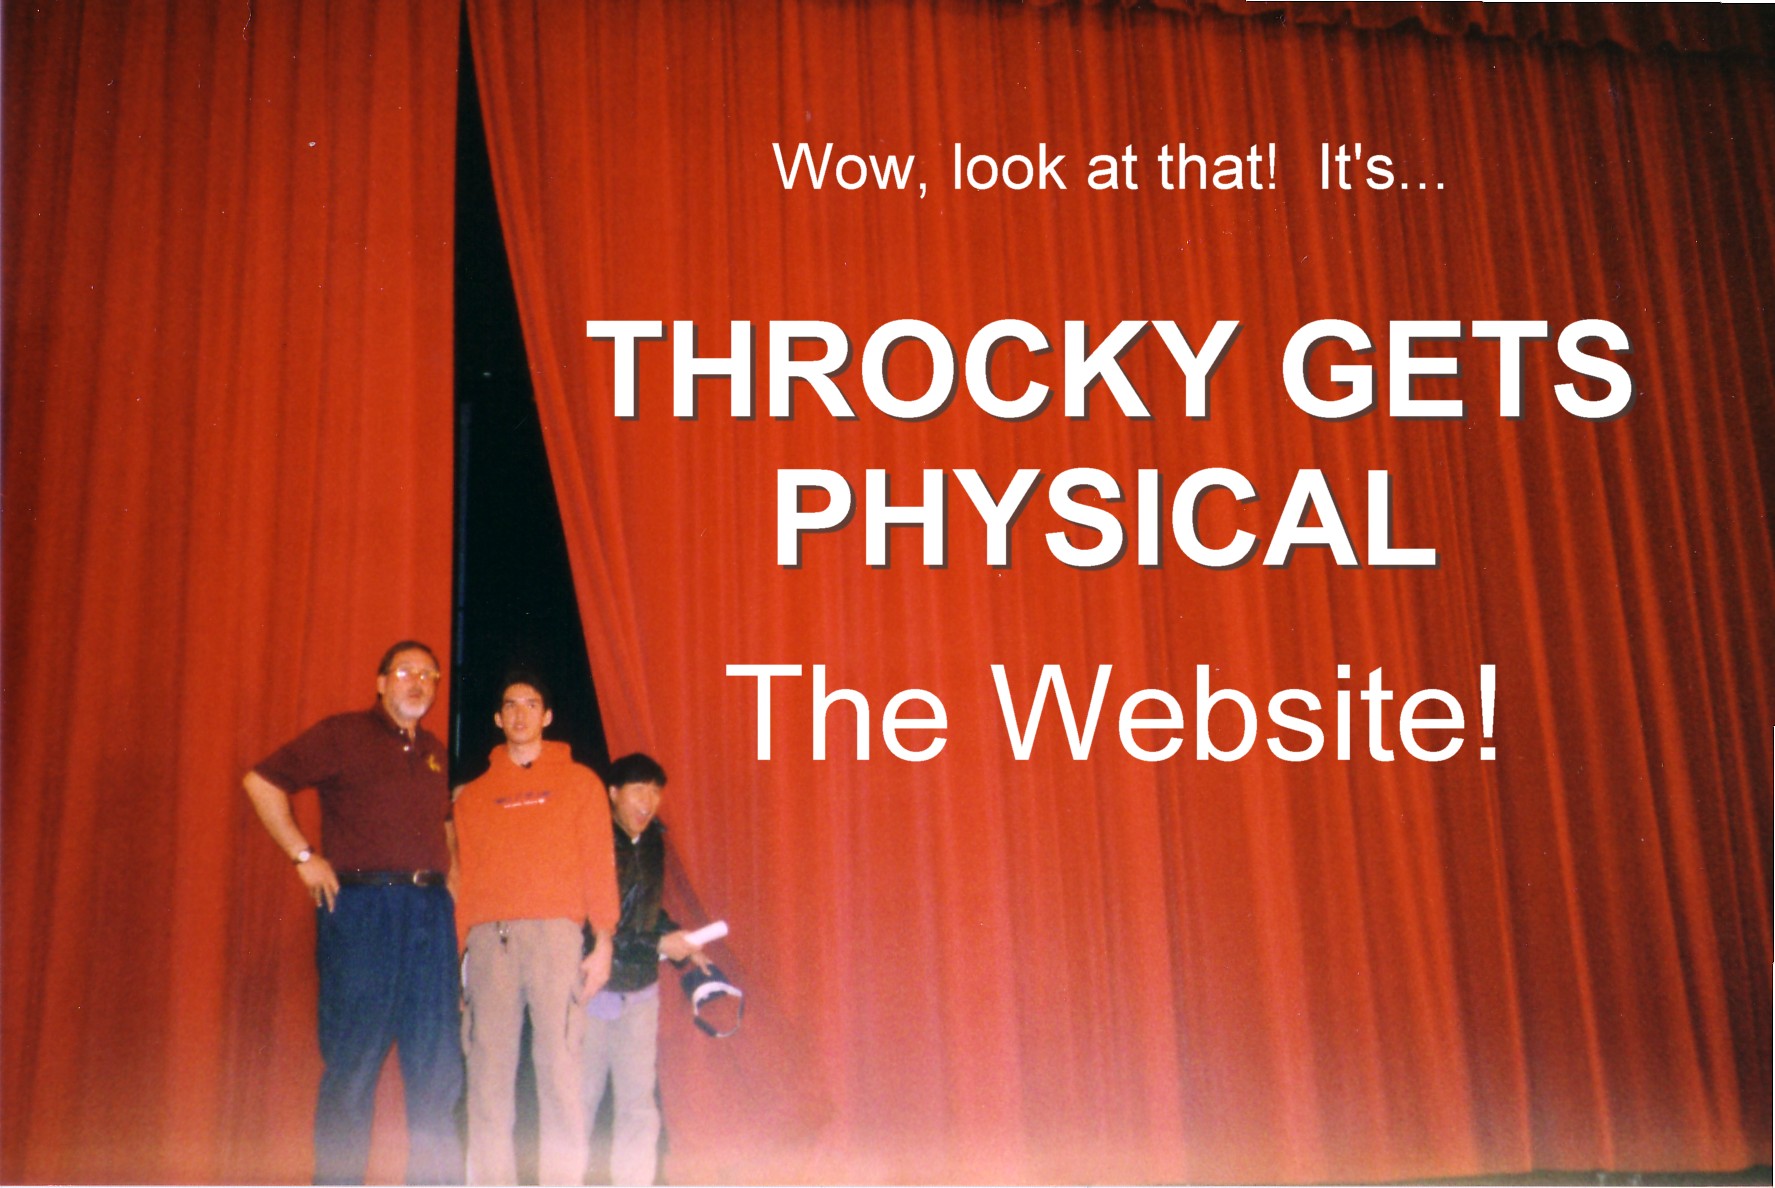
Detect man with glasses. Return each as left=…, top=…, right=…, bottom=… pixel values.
left=244, top=641, right=463, bottom=1185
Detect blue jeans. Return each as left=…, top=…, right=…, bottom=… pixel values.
left=314, top=883, right=464, bottom=1185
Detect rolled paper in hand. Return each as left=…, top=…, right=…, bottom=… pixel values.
left=683, top=920, right=728, bottom=947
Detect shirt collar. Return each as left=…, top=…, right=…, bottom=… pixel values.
left=370, top=699, right=418, bottom=740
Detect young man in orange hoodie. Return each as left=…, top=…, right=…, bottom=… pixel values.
left=450, top=674, right=618, bottom=1186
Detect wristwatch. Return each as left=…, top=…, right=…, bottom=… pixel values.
left=293, top=847, right=314, bottom=865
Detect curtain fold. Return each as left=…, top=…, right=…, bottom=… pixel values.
left=471, top=0, right=1772, bottom=1183
left=2, top=1, right=458, bottom=1181
left=1079, top=1, right=1775, bottom=57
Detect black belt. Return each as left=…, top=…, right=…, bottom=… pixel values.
left=336, top=869, right=446, bottom=888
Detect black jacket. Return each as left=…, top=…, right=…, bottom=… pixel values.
left=600, top=818, right=677, bottom=993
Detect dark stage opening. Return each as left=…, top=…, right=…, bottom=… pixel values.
left=450, top=21, right=606, bottom=786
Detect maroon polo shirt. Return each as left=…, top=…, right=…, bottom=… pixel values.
left=254, top=702, right=451, bottom=873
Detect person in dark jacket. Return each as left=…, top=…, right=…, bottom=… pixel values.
left=581, top=753, right=709, bottom=1187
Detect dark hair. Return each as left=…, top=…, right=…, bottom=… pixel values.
left=605, top=752, right=667, bottom=789
left=379, top=640, right=440, bottom=675
left=499, top=668, right=553, bottom=713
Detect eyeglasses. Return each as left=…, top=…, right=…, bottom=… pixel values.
left=390, top=667, right=442, bottom=685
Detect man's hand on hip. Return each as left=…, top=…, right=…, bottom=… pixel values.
left=297, top=855, right=340, bottom=912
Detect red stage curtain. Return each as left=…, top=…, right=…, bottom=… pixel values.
left=2, top=2, right=457, bottom=1181
left=470, top=1, right=1773, bottom=1182
left=1100, top=1, right=1775, bottom=56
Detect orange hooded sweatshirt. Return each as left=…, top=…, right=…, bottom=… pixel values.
left=452, top=740, right=618, bottom=950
